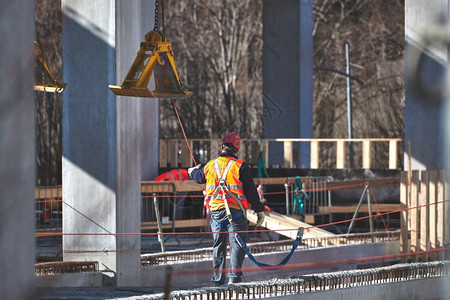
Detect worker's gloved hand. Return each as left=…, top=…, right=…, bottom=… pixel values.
left=256, top=211, right=265, bottom=227
left=188, top=164, right=202, bottom=178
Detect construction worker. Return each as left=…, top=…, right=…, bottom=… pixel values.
left=189, top=132, right=265, bottom=285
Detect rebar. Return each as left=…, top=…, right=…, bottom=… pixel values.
left=141, top=231, right=400, bottom=266
left=35, top=261, right=98, bottom=275
left=142, top=261, right=450, bottom=299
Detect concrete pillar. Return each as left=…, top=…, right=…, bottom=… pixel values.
left=0, top=2, right=35, bottom=299
left=141, top=101, right=159, bottom=181
left=62, top=0, right=154, bottom=286
left=405, top=1, right=450, bottom=298
left=263, top=0, right=313, bottom=167
left=404, top=0, right=448, bottom=170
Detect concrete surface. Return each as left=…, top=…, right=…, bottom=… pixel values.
left=404, top=0, right=448, bottom=170
left=141, top=240, right=400, bottom=288
left=266, top=276, right=450, bottom=300
left=35, top=267, right=449, bottom=300
left=61, top=0, right=156, bottom=286
left=0, top=1, right=36, bottom=300
left=35, top=240, right=400, bottom=290
left=35, top=272, right=104, bottom=288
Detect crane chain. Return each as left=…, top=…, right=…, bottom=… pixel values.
left=161, top=0, right=165, bottom=34
left=154, top=0, right=159, bottom=31
left=153, top=0, right=165, bottom=33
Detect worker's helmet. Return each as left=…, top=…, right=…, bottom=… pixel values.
left=222, top=132, right=241, bottom=150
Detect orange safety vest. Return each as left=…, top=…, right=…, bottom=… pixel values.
left=204, top=156, right=249, bottom=212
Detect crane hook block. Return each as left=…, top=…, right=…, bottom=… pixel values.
left=109, top=31, right=192, bottom=99
left=34, top=41, right=67, bottom=93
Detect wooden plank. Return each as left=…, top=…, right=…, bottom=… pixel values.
left=429, top=170, right=437, bottom=260
left=141, top=182, right=176, bottom=193
left=420, top=171, right=429, bottom=261
left=139, top=177, right=401, bottom=193
left=389, top=140, right=398, bottom=169
left=264, top=140, right=269, bottom=169
left=437, top=170, right=445, bottom=260
left=160, top=138, right=404, bottom=171
left=310, top=141, right=319, bottom=169
left=162, top=138, right=402, bottom=143
left=172, top=180, right=205, bottom=192
left=181, top=141, right=192, bottom=168
left=141, top=181, right=203, bottom=193
left=284, top=141, right=293, bottom=168
left=159, top=140, right=168, bottom=168
left=400, top=171, right=408, bottom=261
left=256, top=177, right=400, bottom=188
left=41, top=219, right=209, bottom=233
left=209, top=139, right=220, bottom=160
left=35, top=187, right=62, bottom=199
left=246, top=210, right=334, bottom=239
left=325, top=178, right=400, bottom=189
left=271, top=138, right=403, bottom=142
left=336, top=140, right=346, bottom=169
left=304, top=214, right=315, bottom=224
left=318, top=204, right=400, bottom=214
left=141, top=218, right=208, bottom=230
left=250, top=141, right=259, bottom=165
left=362, top=140, right=372, bottom=169
left=168, top=140, right=178, bottom=168
left=410, top=170, right=420, bottom=261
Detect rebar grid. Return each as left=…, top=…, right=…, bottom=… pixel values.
left=148, top=261, right=449, bottom=299
left=141, top=231, right=400, bottom=266
left=35, top=261, right=98, bottom=275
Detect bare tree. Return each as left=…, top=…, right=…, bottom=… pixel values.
left=34, top=0, right=405, bottom=175
left=313, top=0, right=404, bottom=168
left=161, top=0, right=263, bottom=142
left=35, top=0, right=62, bottom=185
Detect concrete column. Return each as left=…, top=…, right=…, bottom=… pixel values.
left=263, top=0, right=313, bottom=167
left=116, top=0, right=159, bottom=183
left=0, top=2, right=35, bottom=299
left=405, top=1, right=450, bottom=297
left=141, top=100, right=159, bottom=181
left=62, top=0, right=153, bottom=286
left=404, top=0, right=448, bottom=170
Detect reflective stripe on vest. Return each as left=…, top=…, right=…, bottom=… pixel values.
left=205, top=194, right=246, bottom=200
left=204, top=156, right=249, bottom=209
left=205, top=184, right=243, bottom=190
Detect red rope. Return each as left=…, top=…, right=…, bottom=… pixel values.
left=35, top=199, right=450, bottom=237
left=36, top=198, right=444, bottom=236
left=172, top=99, right=197, bottom=165
left=139, top=182, right=368, bottom=198
left=368, top=186, right=388, bottom=231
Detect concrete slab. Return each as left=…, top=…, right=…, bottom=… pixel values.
left=139, top=241, right=400, bottom=288
left=35, top=272, right=103, bottom=288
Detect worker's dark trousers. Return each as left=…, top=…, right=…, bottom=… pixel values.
left=210, top=208, right=248, bottom=285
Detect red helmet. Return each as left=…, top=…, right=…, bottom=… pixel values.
left=222, top=132, right=241, bottom=150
